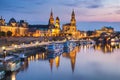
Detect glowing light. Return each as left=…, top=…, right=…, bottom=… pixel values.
left=14, top=45, right=17, bottom=48
left=2, top=46, right=6, bottom=50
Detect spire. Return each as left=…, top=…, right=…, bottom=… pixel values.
left=49, top=59, right=54, bottom=72
left=50, top=9, right=53, bottom=18
left=55, top=16, right=60, bottom=29
left=55, top=56, right=60, bottom=69
left=70, top=52, right=76, bottom=73
left=49, top=9, right=54, bottom=25
left=72, top=9, right=75, bottom=16
left=71, top=9, right=76, bottom=26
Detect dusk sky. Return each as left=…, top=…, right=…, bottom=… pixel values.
left=0, top=0, right=120, bottom=24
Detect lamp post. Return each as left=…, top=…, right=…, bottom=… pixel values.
left=2, top=46, right=6, bottom=58
left=14, top=45, right=17, bottom=51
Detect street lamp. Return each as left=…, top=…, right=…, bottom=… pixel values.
left=2, top=46, right=5, bottom=50
left=35, top=41, right=39, bottom=46
left=14, top=45, right=17, bottom=51
left=2, top=46, right=6, bottom=58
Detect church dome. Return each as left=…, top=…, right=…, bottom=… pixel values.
left=9, top=18, right=17, bottom=27
left=56, top=16, right=59, bottom=20
left=9, top=18, right=16, bottom=23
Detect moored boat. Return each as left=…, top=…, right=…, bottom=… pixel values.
left=19, top=53, right=27, bottom=61
left=47, top=43, right=63, bottom=53
left=0, top=64, right=5, bottom=79
left=0, top=56, right=21, bottom=72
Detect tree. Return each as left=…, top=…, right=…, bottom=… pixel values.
left=0, top=31, right=6, bottom=37
left=7, top=31, right=12, bottom=37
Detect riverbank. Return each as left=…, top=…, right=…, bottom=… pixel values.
left=0, top=36, right=65, bottom=47
left=0, top=37, right=66, bottom=54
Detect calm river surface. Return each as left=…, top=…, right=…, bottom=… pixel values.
left=5, top=44, right=120, bottom=80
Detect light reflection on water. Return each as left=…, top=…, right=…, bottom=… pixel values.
left=4, top=43, right=120, bottom=80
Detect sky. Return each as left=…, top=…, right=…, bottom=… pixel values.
left=0, top=0, right=120, bottom=24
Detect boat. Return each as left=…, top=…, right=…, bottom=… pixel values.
left=0, top=64, right=5, bottom=79
left=64, top=41, right=76, bottom=47
left=19, top=53, right=27, bottom=61
left=63, top=41, right=76, bottom=52
left=0, top=55, right=21, bottom=72
left=46, top=43, right=64, bottom=58
left=46, top=50, right=63, bottom=59
left=47, top=43, right=63, bottom=53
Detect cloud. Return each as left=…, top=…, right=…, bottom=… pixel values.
left=103, top=13, right=113, bottom=15
left=60, top=0, right=103, bottom=9
left=115, top=10, right=120, bottom=14
left=22, top=0, right=48, bottom=5
left=87, top=4, right=102, bottom=8
left=0, top=0, right=48, bottom=13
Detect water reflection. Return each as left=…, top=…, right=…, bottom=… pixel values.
left=62, top=47, right=80, bottom=72
left=3, top=42, right=120, bottom=80
left=94, top=42, right=120, bottom=53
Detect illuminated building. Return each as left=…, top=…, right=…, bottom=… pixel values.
left=0, top=17, right=28, bottom=36
left=94, top=26, right=114, bottom=37
left=49, top=10, right=54, bottom=25
left=62, top=10, right=80, bottom=39
left=29, top=10, right=61, bottom=37
left=48, top=10, right=61, bottom=36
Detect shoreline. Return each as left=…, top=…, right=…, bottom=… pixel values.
left=0, top=36, right=65, bottom=47
left=0, top=37, right=66, bottom=53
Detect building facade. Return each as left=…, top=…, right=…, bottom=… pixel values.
left=94, top=26, right=114, bottom=37
left=29, top=10, right=61, bottom=37
left=48, top=10, right=61, bottom=36
left=0, top=17, right=28, bottom=36
left=62, top=10, right=80, bottom=39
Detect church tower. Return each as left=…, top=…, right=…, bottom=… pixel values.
left=0, top=16, right=5, bottom=26
left=49, top=10, right=54, bottom=25
left=71, top=10, right=76, bottom=26
left=55, top=16, right=60, bottom=29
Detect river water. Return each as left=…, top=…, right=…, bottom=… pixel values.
left=4, top=43, right=120, bottom=80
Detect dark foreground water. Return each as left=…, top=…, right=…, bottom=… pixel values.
left=5, top=44, right=120, bottom=80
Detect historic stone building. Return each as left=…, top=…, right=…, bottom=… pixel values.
left=29, top=10, right=61, bottom=37
left=0, top=16, right=28, bottom=36
left=94, top=26, right=114, bottom=37
left=48, top=10, right=61, bottom=36
left=62, top=10, right=80, bottom=39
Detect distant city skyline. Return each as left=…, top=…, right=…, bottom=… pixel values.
left=0, top=0, right=120, bottom=24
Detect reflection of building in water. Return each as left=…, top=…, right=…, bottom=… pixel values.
left=11, top=72, right=16, bottom=80
left=49, top=59, right=54, bottom=71
left=27, top=53, right=45, bottom=61
left=20, top=60, right=29, bottom=71
left=62, top=47, right=79, bottom=72
left=5, top=72, right=17, bottom=80
left=55, top=56, right=60, bottom=69
left=94, top=44, right=114, bottom=53
left=49, top=56, right=60, bottom=71
left=110, top=42, right=120, bottom=49
left=27, top=53, right=61, bottom=71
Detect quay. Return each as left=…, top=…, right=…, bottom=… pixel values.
left=0, top=40, right=66, bottom=54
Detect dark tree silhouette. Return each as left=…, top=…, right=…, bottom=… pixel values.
left=0, top=31, right=6, bottom=37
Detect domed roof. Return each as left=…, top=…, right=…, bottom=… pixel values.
left=56, top=16, right=59, bottom=20
left=9, top=18, right=16, bottom=23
